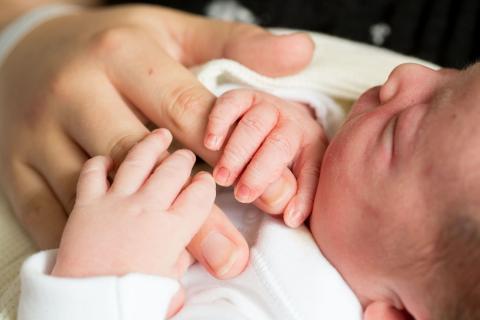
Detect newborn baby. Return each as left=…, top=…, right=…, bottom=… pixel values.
left=18, top=62, right=480, bottom=320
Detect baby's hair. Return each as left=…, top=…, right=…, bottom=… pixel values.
left=434, top=213, right=480, bottom=320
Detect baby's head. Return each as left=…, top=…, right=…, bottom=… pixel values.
left=310, top=63, right=480, bottom=320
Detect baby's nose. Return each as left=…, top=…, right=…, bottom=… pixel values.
left=379, top=79, right=397, bottom=104
left=379, top=63, right=439, bottom=105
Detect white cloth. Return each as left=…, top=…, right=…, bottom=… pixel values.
left=0, top=29, right=438, bottom=320
left=19, top=192, right=362, bottom=320
left=199, top=62, right=344, bottom=139
left=19, top=252, right=179, bottom=320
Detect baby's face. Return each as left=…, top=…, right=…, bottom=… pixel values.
left=310, top=63, right=480, bottom=318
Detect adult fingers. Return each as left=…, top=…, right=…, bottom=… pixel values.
left=284, top=138, right=327, bottom=227
left=60, top=71, right=150, bottom=170
left=144, top=8, right=315, bottom=76
left=110, top=129, right=172, bottom=195
left=142, top=149, right=196, bottom=209
left=5, top=162, right=67, bottom=249
left=76, top=156, right=112, bottom=202
left=187, top=205, right=249, bottom=279
left=234, top=124, right=302, bottom=203
left=213, top=104, right=278, bottom=187
left=28, top=127, right=88, bottom=213
left=96, top=28, right=218, bottom=163
left=100, top=36, right=250, bottom=278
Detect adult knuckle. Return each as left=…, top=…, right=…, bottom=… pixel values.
left=108, top=134, right=145, bottom=167
left=48, top=69, right=76, bottom=101
left=164, top=85, right=213, bottom=132
left=89, top=27, right=137, bottom=57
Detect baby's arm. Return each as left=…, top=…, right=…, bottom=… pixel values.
left=204, top=89, right=328, bottom=227
left=19, top=129, right=216, bottom=320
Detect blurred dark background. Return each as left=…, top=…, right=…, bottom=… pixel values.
left=107, top=0, right=480, bottom=68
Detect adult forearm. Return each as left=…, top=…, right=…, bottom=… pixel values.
left=0, top=0, right=102, bottom=30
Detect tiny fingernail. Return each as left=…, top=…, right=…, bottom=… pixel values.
left=286, top=206, right=304, bottom=228
left=197, top=171, right=214, bottom=182
left=153, top=128, right=166, bottom=134
left=201, top=232, right=238, bottom=277
left=214, top=167, right=230, bottom=186
left=205, top=134, right=221, bottom=150
left=153, top=128, right=171, bottom=138
left=235, top=184, right=252, bottom=203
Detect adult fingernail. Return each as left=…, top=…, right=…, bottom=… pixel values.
left=214, top=167, right=230, bottom=186
left=235, top=184, right=251, bottom=203
left=201, top=232, right=238, bottom=277
left=205, top=134, right=220, bottom=150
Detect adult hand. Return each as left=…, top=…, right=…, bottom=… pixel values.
left=0, top=4, right=314, bottom=278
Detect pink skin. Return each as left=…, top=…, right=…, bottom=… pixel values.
left=52, top=129, right=216, bottom=317
left=311, top=63, right=480, bottom=319
left=204, top=89, right=327, bottom=227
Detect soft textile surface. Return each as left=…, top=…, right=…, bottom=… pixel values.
left=0, top=30, right=435, bottom=320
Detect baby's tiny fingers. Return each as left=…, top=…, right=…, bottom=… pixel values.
left=110, top=129, right=172, bottom=195
left=76, top=156, right=112, bottom=201
left=141, top=149, right=196, bottom=209
left=235, top=124, right=301, bottom=203
left=205, top=89, right=256, bottom=151
left=213, top=104, right=277, bottom=186
left=171, top=172, right=216, bottom=236
left=284, top=136, right=327, bottom=227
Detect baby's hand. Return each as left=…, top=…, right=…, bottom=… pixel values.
left=204, top=89, right=327, bottom=227
left=52, top=129, right=215, bottom=279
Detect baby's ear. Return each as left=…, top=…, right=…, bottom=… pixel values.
left=364, top=301, right=412, bottom=320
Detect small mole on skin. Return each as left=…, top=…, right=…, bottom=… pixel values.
left=148, top=68, right=154, bottom=76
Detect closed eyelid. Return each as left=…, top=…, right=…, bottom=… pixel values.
left=427, top=87, right=455, bottom=115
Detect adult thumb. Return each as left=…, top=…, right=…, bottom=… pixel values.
left=224, top=29, right=315, bottom=77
